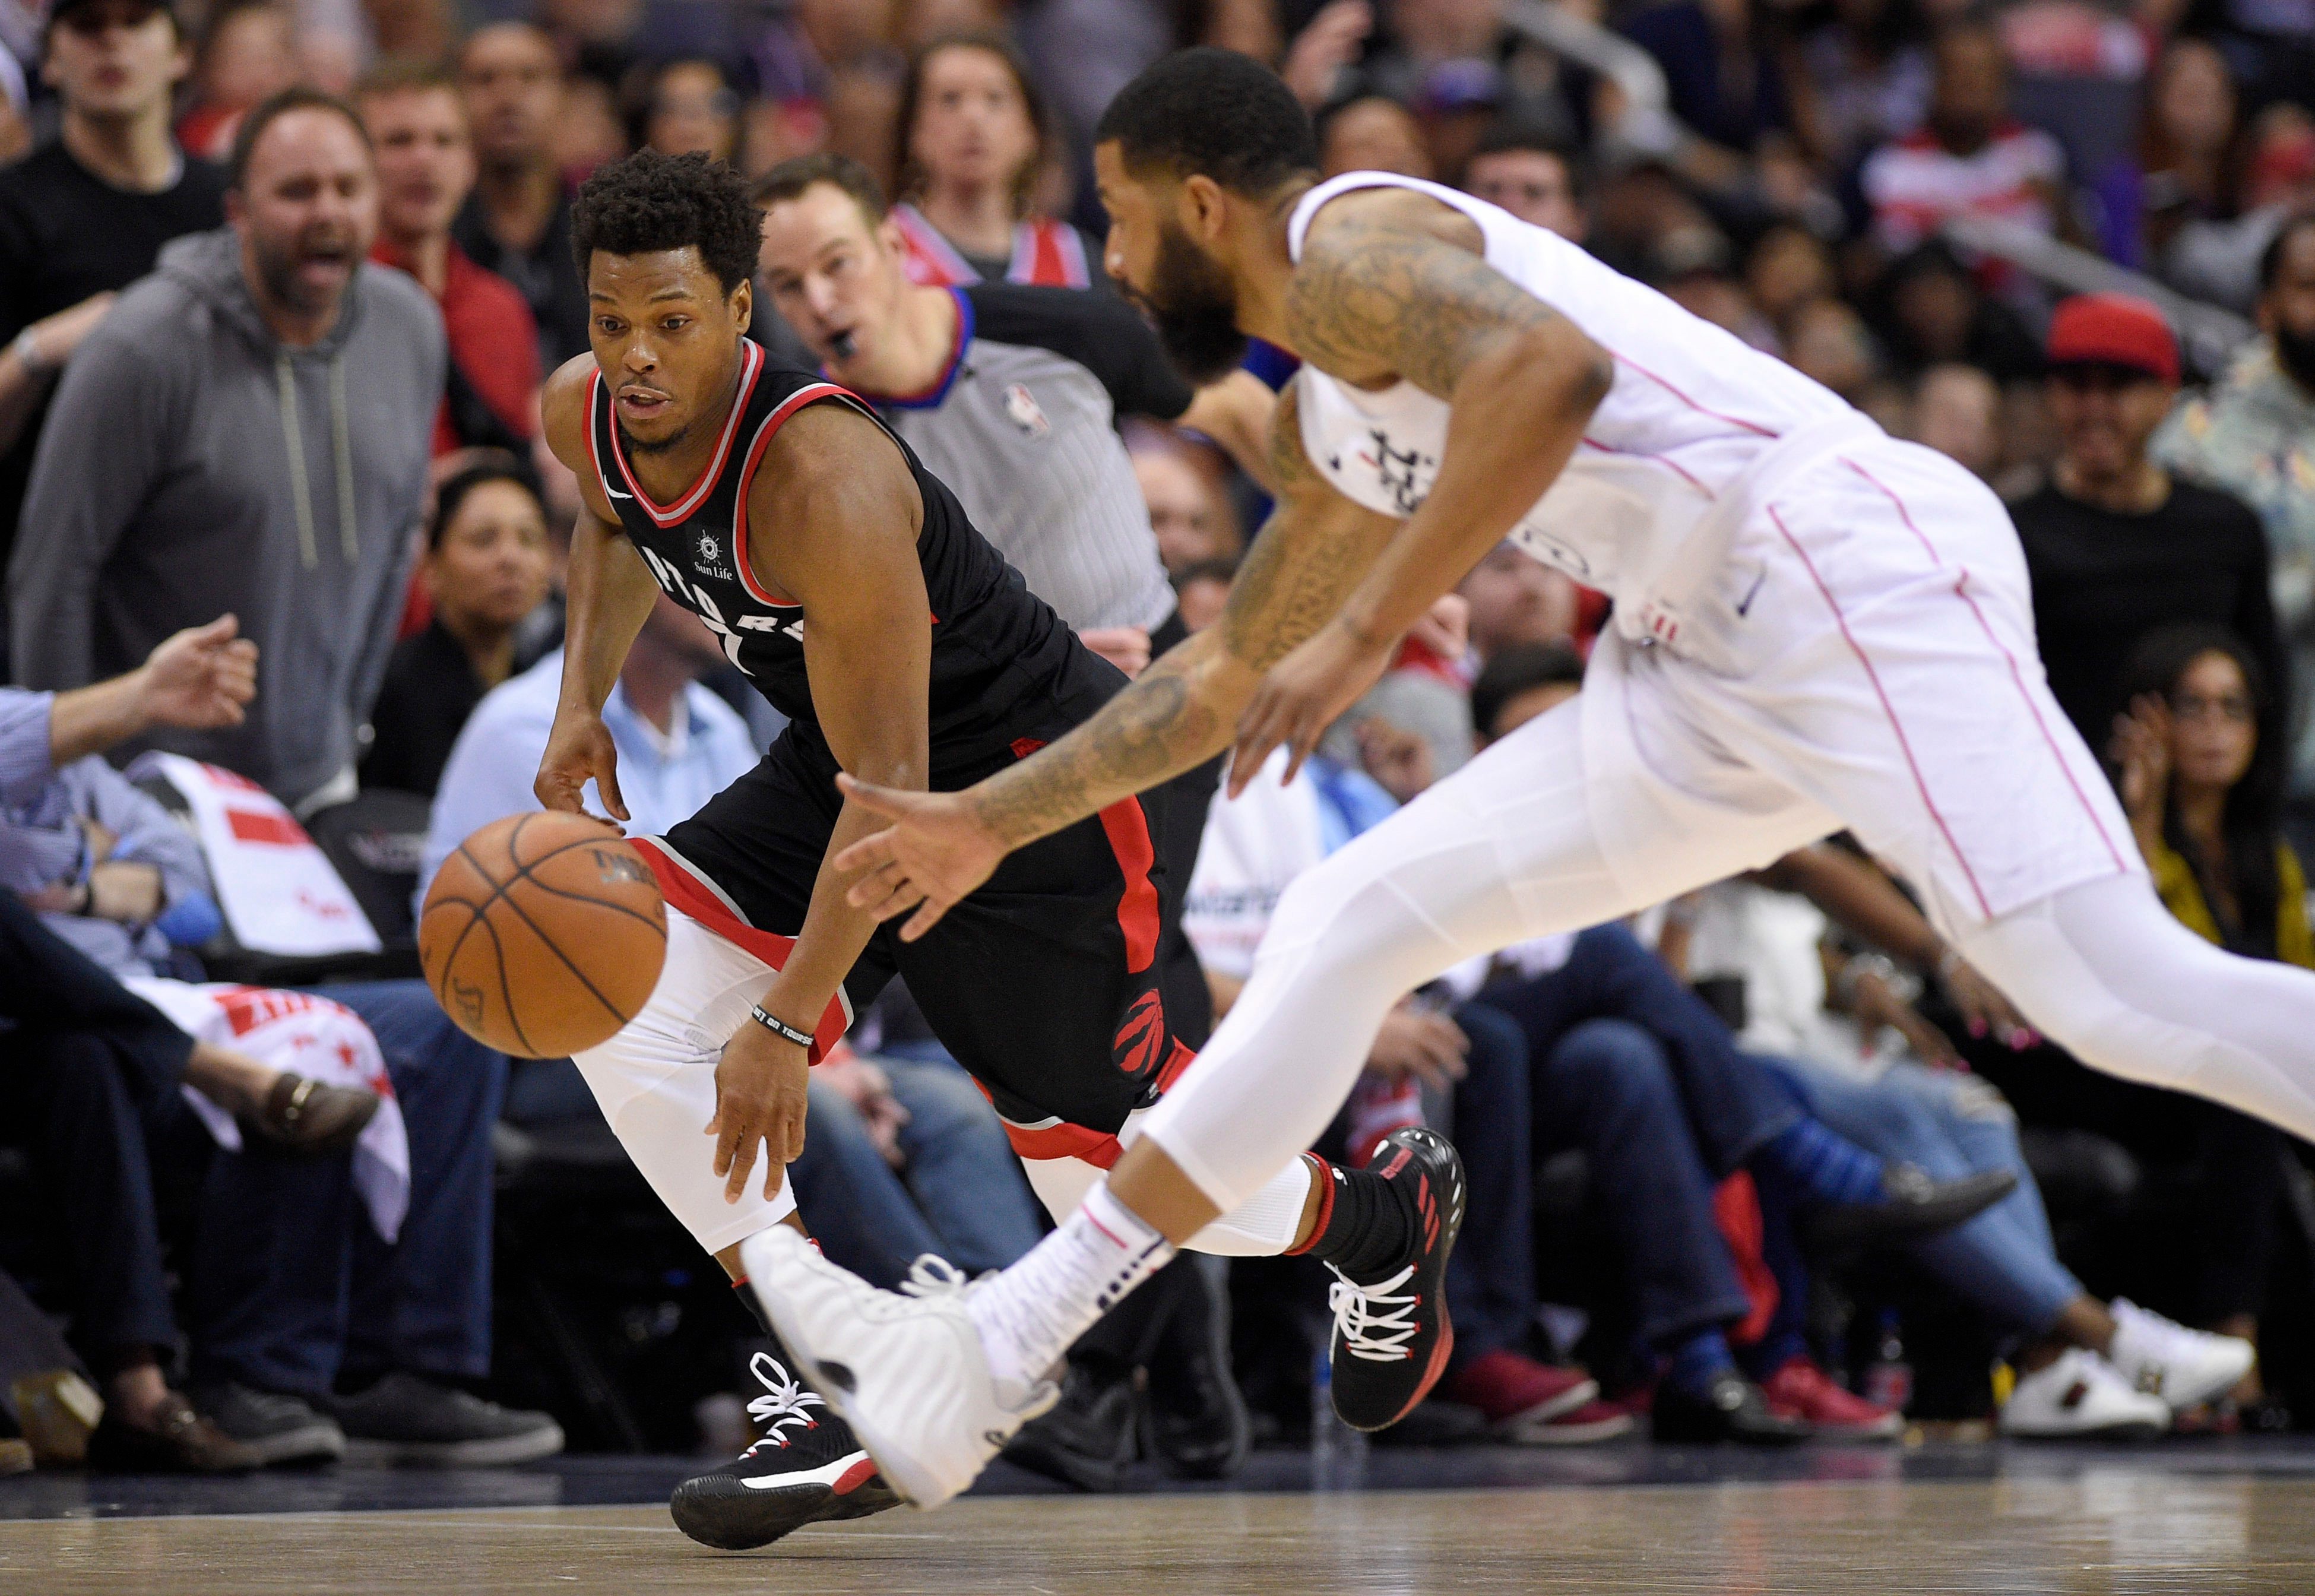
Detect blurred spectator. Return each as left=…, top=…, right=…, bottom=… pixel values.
left=0, top=0, right=224, bottom=674
left=419, top=593, right=750, bottom=902
left=2012, top=294, right=2285, bottom=764
left=1470, top=641, right=1584, bottom=743
left=175, top=0, right=297, bottom=162
left=642, top=58, right=738, bottom=163
left=891, top=31, right=1100, bottom=288
left=1790, top=0, right=1933, bottom=169
left=1317, top=92, right=1432, bottom=179
left=2156, top=214, right=2315, bottom=827
left=452, top=23, right=590, bottom=370
left=1909, top=360, right=2002, bottom=481
left=1460, top=540, right=1579, bottom=661
left=1649, top=224, right=1777, bottom=350
left=358, top=61, right=540, bottom=458
left=2161, top=104, right=2315, bottom=314
left=1344, top=0, right=1580, bottom=159
left=1784, top=296, right=1883, bottom=404
left=2132, top=37, right=2238, bottom=273
left=1171, top=556, right=1236, bottom=634
left=1461, top=121, right=1585, bottom=238
left=11, top=88, right=443, bottom=815
left=1870, top=240, right=2043, bottom=382
left=1623, top=0, right=1794, bottom=161
left=362, top=461, right=552, bottom=798
left=1860, top=20, right=2064, bottom=298
left=1130, top=426, right=1244, bottom=576
left=1744, top=223, right=1836, bottom=343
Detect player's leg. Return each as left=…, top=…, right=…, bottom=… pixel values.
left=1018, top=1134, right=1317, bottom=1257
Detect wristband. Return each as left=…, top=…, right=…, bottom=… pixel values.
left=749, top=1005, right=816, bottom=1049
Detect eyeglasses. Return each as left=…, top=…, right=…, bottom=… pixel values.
left=2170, top=691, right=2256, bottom=724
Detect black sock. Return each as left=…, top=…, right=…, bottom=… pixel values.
left=732, top=1278, right=775, bottom=1339
left=1292, top=1154, right=1417, bottom=1281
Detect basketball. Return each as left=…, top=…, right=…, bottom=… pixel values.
left=419, top=811, right=668, bottom=1058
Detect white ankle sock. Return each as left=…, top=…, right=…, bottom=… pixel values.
left=965, top=1182, right=1176, bottom=1396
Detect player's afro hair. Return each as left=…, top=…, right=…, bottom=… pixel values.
left=571, top=150, right=763, bottom=295
left=1094, top=48, right=1318, bottom=197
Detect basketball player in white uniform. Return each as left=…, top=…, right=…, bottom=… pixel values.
left=739, top=50, right=2315, bottom=1508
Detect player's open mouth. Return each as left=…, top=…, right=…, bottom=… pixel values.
left=617, top=388, right=673, bottom=418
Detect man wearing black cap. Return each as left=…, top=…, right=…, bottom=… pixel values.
left=2012, top=292, right=2285, bottom=759
left=0, top=0, right=225, bottom=673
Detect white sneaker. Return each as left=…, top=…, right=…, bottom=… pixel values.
left=2107, top=1299, right=2257, bottom=1412
left=1999, top=1348, right=2170, bottom=1439
left=737, top=1228, right=1056, bottom=1510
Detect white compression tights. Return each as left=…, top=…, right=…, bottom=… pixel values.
left=1139, top=699, right=2315, bottom=1214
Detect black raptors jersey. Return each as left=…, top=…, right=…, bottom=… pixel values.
left=582, top=340, right=1079, bottom=772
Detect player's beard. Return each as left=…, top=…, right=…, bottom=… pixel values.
left=1135, top=221, right=1248, bottom=385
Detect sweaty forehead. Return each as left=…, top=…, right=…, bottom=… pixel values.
left=588, top=247, right=721, bottom=302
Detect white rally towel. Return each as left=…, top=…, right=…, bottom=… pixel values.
left=126, top=978, right=410, bottom=1242
left=128, top=753, right=380, bottom=959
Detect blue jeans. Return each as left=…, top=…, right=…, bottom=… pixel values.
left=1760, top=1054, right=2084, bottom=1338
left=1441, top=1002, right=1535, bottom=1371
left=186, top=980, right=506, bottom=1398
left=1532, top=1017, right=1751, bottom=1349
left=792, top=1050, right=1043, bottom=1289
left=1482, top=925, right=1801, bottom=1177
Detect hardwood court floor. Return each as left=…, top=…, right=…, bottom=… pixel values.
left=8, top=1475, right=2314, bottom=1595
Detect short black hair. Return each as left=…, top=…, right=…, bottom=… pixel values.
left=754, top=152, right=889, bottom=224
left=229, top=86, right=372, bottom=191
left=1095, top=47, right=1318, bottom=197
left=1471, top=118, right=1581, bottom=189
left=1470, top=642, right=1585, bottom=741
left=2258, top=210, right=2315, bottom=296
left=429, top=455, right=544, bottom=551
left=571, top=149, right=762, bottom=296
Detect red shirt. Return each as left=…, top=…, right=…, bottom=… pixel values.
left=369, top=236, right=541, bottom=457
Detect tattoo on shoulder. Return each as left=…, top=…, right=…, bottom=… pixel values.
left=1285, top=214, right=1560, bottom=398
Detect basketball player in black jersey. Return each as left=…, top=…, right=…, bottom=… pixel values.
left=531, top=151, right=1461, bottom=1549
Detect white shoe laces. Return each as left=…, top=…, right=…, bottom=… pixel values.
left=743, top=1351, right=825, bottom=1448
left=1327, top=1262, right=1421, bottom=1363
left=898, top=1255, right=976, bottom=1299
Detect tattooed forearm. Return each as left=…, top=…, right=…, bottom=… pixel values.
left=967, top=646, right=1226, bottom=849
left=1285, top=195, right=1562, bottom=400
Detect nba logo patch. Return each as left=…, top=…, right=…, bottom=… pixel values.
left=1003, top=383, right=1050, bottom=439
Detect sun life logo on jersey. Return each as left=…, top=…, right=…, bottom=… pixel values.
left=692, top=528, right=734, bottom=582
left=1003, top=382, right=1050, bottom=439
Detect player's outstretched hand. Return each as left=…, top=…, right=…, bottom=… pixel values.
left=536, top=708, right=629, bottom=822
left=832, top=775, right=1004, bottom=942
left=1229, top=614, right=1396, bottom=796
left=708, top=1019, right=810, bottom=1204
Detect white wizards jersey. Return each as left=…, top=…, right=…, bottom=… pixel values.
left=1285, top=172, right=1860, bottom=636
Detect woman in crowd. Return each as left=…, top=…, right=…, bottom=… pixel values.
left=361, top=461, right=554, bottom=799
left=888, top=31, right=1099, bottom=287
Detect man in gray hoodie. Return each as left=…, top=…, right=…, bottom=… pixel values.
left=9, top=86, right=444, bottom=813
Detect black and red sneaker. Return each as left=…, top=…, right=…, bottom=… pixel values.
left=670, top=1351, right=901, bottom=1550
left=1325, top=1126, right=1468, bottom=1433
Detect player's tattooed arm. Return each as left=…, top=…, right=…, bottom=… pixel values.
left=965, top=386, right=1398, bottom=851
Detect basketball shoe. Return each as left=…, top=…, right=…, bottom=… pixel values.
left=1323, top=1127, right=1468, bottom=1433
left=740, top=1229, right=1058, bottom=1509
left=669, top=1350, right=900, bottom=1549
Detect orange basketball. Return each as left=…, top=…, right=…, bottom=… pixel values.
left=419, top=811, right=668, bottom=1058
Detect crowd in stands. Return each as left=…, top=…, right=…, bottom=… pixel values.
left=0, top=0, right=2312, bottom=1484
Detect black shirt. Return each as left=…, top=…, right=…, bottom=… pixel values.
left=583, top=343, right=1079, bottom=777
left=361, top=621, right=489, bottom=799
left=0, top=143, right=227, bottom=587
left=451, top=188, right=590, bottom=374
left=2015, top=476, right=2287, bottom=755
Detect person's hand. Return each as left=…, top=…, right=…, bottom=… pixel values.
left=1937, top=954, right=2037, bottom=1050
left=1080, top=626, right=1152, bottom=678
left=17, top=290, right=116, bottom=373
left=1281, top=0, right=1373, bottom=107
left=2111, top=693, right=2171, bottom=840
left=77, top=815, right=118, bottom=863
left=707, top=1018, right=811, bottom=1203
left=1228, top=615, right=1397, bottom=796
left=833, top=776, right=1006, bottom=941
left=1364, top=1000, right=1470, bottom=1091
left=818, top=1051, right=910, bottom=1167
left=86, top=860, right=163, bottom=925
left=134, top=615, right=257, bottom=733
left=1354, top=715, right=1436, bottom=803
left=536, top=707, right=628, bottom=822
left=1407, top=593, right=1469, bottom=663
left=1851, top=968, right=1962, bottom=1068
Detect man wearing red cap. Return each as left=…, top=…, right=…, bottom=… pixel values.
left=2013, top=292, right=2282, bottom=758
